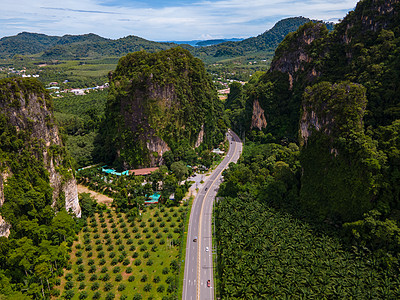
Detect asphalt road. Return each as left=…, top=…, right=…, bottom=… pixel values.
left=182, top=130, right=243, bottom=300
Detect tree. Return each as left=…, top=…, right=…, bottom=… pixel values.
left=170, top=161, right=189, bottom=182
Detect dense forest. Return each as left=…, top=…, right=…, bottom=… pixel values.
left=219, top=0, right=400, bottom=297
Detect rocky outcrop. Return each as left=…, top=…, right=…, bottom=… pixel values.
left=195, top=124, right=204, bottom=148
left=0, top=78, right=81, bottom=237
left=105, top=47, right=223, bottom=168
left=251, top=100, right=267, bottom=130
left=269, top=22, right=328, bottom=88
left=300, top=81, right=367, bottom=146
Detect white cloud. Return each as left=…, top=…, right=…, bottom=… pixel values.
left=0, top=0, right=359, bottom=40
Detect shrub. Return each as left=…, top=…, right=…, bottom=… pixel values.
left=157, top=285, right=165, bottom=293
left=105, top=292, right=115, bottom=300
left=115, top=274, right=122, bottom=282
left=133, top=294, right=142, bottom=300
left=134, top=259, right=142, bottom=266
left=77, top=273, right=85, bottom=281
left=143, top=283, right=152, bottom=292
left=89, top=265, right=97, bottom=273
left=104, top=282, right=113, bottom=291
left=128, top=275, right=135, bottom=282
left=65, top=273, right=73, bottom=281
left=63, top=290, right=74, bottom=299
left=89, top=274, right=98, bottom=281
left=65, top=281, right=74, bottom=290
left=102, top=273, right=111, bottom=281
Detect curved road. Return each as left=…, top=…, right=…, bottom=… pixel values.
left=182, top=130, right=242, bottom=300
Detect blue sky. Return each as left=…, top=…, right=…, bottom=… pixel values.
left=1, top=0, right=359, bottom=41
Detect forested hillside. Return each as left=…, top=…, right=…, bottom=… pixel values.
left=0, top=78, right=82, bottom=298
left=219, top=0, right=400, bottom=297
left=97, top=47, right=226, bottom=168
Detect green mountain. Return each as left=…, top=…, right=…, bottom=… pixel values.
left=0, top=17, right=329, bottom=61
left=193, top=17, right=333, bottom=59
left=228, top=0, right=400, bottom=226
left=96, top=47, right=226, bottom=168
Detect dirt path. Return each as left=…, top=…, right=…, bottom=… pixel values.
left=77, top=184, right=113, bottom=205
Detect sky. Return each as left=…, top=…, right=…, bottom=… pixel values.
left=1, top=0, right=359, bottom=41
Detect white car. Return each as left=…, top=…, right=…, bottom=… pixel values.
left=205, top=247, right=209, bottom=252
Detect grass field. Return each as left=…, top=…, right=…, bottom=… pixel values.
left=55, top=204, right=189, bottom=299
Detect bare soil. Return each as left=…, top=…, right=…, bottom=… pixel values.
left=77, top=184, right=113, bottom=205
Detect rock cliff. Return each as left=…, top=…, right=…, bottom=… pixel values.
left=0, top=78, right=81, bottom=236
left=101, top=47, right=225, bottom=168
left=251, top=99, right=268, bottom=130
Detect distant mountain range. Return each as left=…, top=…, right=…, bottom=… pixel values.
left=0, top=17, right=334, bottom=61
